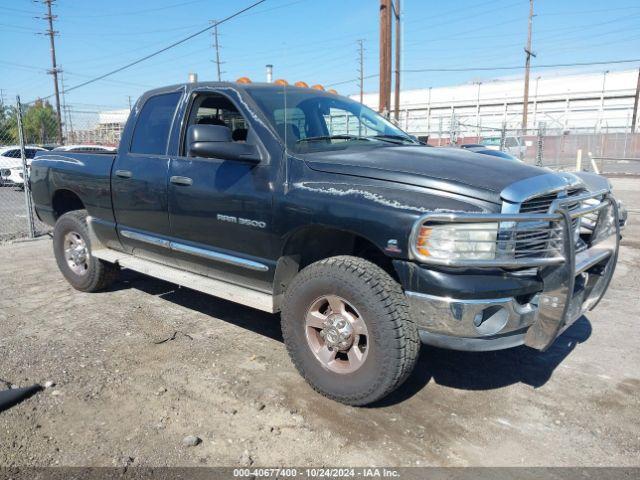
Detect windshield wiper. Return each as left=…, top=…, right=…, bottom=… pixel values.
left=296, top=134, right=373, bottom=144
left=370, top=134, right=417, bottom=145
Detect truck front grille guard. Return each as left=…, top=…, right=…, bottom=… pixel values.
left=410, top=189, right=620, bottom=351
left=409, top=189, right=614, bottom=268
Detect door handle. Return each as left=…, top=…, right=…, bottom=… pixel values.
left=115, top=169, right=132, bottom=179
left=170, top=176, right=193, bottom=186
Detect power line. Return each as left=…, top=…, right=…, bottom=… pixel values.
left=402, top=58, right=640, bottom=73
left=60, top=0, right=211, bottom=18
left=29, top=0, right=266, bottom=103
left=326, top=58, right=640, bottom=87
left=540, top=5, right=640, bottom=16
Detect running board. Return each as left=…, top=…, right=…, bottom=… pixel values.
left=92, top=248, right=276, bottom=313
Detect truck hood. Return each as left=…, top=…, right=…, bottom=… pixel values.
left=301, top=146, right=551, bottom=204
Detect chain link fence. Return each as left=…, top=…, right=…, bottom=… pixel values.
left=0, top=100, right=39, bottom=242
left=406, top=110, right=640, bottom=176
left=0, top=98, right=123, bottom=243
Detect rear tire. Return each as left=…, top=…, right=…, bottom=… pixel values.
left=53, top=210, right=119, bottom=292
left=281, top=256, right=420, bottom=406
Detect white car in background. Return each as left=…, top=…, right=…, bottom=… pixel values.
left=0, top=145, right=47, bottom=187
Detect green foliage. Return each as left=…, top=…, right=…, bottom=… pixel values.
left=0, top=100, right=60, bottom=146
left=22, top=101, right=60, bottom=145
left=0, top=104, right=18, bottom=145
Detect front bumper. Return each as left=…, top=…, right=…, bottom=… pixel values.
left=7, top=171, right=25, bottom=186
left=406, top=193, right=620, bottom=351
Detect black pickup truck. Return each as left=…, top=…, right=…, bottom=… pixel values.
left=30, top=82, right=621, bottom=405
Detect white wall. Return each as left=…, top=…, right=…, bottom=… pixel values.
left=351, top=69, right=639, bottom=135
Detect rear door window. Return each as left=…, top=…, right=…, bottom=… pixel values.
left=130, top=92, right=181, bottom=155
left=3, top=149, right=20, bottom=158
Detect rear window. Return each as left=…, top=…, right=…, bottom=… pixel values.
left=2, top=149, right=21, bottom=158
left=480, top=138, right=501, bottom=146
left=130, top=92, right=181, bottom=155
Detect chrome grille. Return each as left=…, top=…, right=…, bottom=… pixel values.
left=519, top=193, right=558, bottom=214
left=513, top=226, right=561, bottom=259
left=514, top=187, right=585, bottom=259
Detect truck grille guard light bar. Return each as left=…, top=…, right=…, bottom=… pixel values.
left=409, top=189, right=616, bottom=268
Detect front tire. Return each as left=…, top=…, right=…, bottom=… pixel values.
left=281, top=256, right=420, bottom=406
left=53, top=210, right=119, bottom=292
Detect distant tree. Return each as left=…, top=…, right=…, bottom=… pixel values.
left=22, top=100, right=59, bottom=145
left=0, top=100, right=60, bottom=146
left=0, top=104, right=19, bottom=145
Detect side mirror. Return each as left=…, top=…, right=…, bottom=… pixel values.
left=187, top=124, right=261, bottom=163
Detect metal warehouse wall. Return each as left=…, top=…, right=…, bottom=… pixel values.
left=352, top=69, right=639, bottom=137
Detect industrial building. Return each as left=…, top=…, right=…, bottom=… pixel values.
left=353, top=69, right=640, bottom=140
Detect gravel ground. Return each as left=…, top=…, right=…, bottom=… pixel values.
left=0, top=177, right=638, bottom=468
left=0, top=187, right=50, bottom=242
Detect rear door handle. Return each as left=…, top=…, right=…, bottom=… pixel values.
left=115, top=169, right=132, bottom=179
left=170, top=176, right=193, bottom=186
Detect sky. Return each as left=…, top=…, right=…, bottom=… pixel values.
left=1, top=0, right=639, bottom=112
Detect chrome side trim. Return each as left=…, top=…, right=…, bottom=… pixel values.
left=120, top=229, right=171, bottom=248
left=170, top=241, right=269, bottom=272
left=91, top=248, right=275, bottom=313
left=118, top=229, right=269, bottom=272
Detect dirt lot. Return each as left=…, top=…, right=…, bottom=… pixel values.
left=0, top=187, right=51, bottom=242
left=1, top=177, right=639, bottom=468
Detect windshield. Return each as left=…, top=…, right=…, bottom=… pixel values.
left=246, top=86, right=417, bottom=153
left=480, top=137, right=501, bottom=146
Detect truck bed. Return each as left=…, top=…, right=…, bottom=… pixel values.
left=30, top=151, right=117, bottom=228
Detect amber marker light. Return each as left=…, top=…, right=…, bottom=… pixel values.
left=311, top=84, right=325, bottom=91
left=416, top=226, right=432, bottom=257
left=274, top=79, right=289, bottom=85
left=236, top=77, right=252, bottom=84
left=294, top=81, right=309, bottom=88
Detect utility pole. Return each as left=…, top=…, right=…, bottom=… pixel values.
left=42, top=0, right=63, bottom=144
left=521, top=0, right=535, bottom=137
left=211, top=20, right=224, bottom=82
left=60, top=70, right=69, bottom=141
left=378, top=0, right=392, bottom=116
left=357, top=39, right=365, bottom=103
left=127, top=96, right=132, bottom=111
left=393, top=0, right=401, bottom=121
left=631, top=67, right=640, bottom=133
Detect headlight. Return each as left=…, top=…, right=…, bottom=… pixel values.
left=591, top=203, right=617, bottom=244
left=415, top=222, right=498, bottom=261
